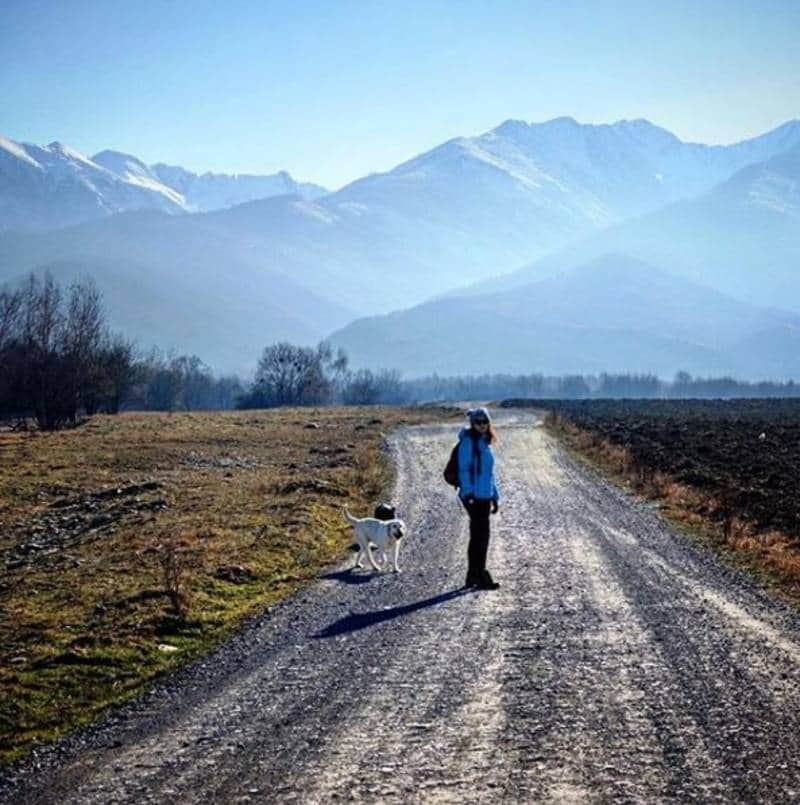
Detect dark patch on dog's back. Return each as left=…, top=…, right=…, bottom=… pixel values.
left=373, top=503, right=396, bottom=521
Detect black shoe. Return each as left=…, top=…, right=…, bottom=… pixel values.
left=464, top=572, right=480, bottom=588
left=477, top=570, right=500, bottom=590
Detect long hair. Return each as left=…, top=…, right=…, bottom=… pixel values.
left=470, top=423, right=497, bottom=444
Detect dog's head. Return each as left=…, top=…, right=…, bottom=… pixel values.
left=389, top=519, right=406, bottom=540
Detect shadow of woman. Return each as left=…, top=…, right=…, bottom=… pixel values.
left=314, top=588, right=471, bottom=638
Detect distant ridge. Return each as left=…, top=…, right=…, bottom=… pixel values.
left=328, top=254, right=800, bottom=379
left=147, top=162, right=329, bottom=211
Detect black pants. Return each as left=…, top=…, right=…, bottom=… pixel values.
left=462, top=498, right=492, bottom=575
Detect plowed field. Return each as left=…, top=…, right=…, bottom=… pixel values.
left=504, top=399, right=800, bottom=542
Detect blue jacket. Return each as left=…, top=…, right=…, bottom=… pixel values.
left=457, top=427, right=500, bottom=502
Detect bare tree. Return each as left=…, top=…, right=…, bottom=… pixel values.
left=215, top=375, right=245, bottom=409
left=0, top=285, right=25, bottom=421
left=21, top=274, right=71, bottom=429
left=0, top=286, right=22, bottom=347
left=342, top=368, right=405, bottom=405
left=143, top=350, right=183, bottom=411
left=64, top=279, right=104, bottom=420
left=251, top=342, right=326, bottom=406
left=173, top=355, right=215, bottom=411
left=318, top=341, right=349, bottom=399
left=0, top=273, right=142, bottom=426
left=22, top=273, right=63, bottom=353
left=342, top=369, right=379, bottom=404
left=259, top=342, right=306, bottom=405
left=97, top=334, right=137, bottom=414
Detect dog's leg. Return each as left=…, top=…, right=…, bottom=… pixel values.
left=366, top=544, right=383, bottom=572
left=390, top=540, right=401, bottom=573
left=353, top=536, right=367, bottom=569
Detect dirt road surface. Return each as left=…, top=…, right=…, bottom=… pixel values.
left=3, top=410, right=800, bottom=804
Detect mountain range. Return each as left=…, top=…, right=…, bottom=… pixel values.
left=2, top=118, right=800, bottom=377
left=0, top=137, right=327, bottom=232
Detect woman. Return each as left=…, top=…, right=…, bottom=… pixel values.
left=457, top=407, right=500, bottom=590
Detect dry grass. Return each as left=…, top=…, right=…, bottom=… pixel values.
left=0, top=406, right=454, bottom=764
left=546, top=412, right=800, bottom=603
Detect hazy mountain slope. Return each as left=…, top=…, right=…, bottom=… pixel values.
left=198, top=193, right=470, bottom=309
left=328, top=255, right=800, bottom=378
left=462, top=142, right=800, bottom=310
left=0, top=211, right=355, bottom=371
left=326, top=128, right=614, bottom=271
left=733, top=326, right=800, bottom=379
left=193, top=119, right=800, bottom=309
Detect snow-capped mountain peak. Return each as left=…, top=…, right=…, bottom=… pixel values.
left=0, top=136, right=185, bottom=230
left=93, top=150, right=158, bottom=180
left=92, top=150, right=186, bottom=207
left=0, top=136, right=330, bottom=230
left=0, top=136, right=43, bottom=169
left=46, top=141, right=94, bottom=162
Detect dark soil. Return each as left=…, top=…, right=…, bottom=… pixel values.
left=507, top=398, right=800, bottom=541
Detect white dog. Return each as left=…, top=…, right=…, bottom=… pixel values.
left=344, top=509, right=407, bottom=573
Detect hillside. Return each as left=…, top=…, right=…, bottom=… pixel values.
left=464, top=142, right=800, bottom=311
left=329, top=255, right=800, bottom=378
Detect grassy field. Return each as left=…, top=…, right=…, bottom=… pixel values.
left=0, top=406, right=453, bottom=765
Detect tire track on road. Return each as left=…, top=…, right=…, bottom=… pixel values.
left=554, top=439, right=800, bottom=803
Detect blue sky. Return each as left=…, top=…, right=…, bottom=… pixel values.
left=1, top=0, right=798, bottom=188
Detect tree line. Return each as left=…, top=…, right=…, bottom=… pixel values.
left=0, top=274, right=136, bottom=429
left=236, top=342, right=405, bottom=408
left=3, top=273, right=799, bottom=430
left=0, top=274, right=244, bottom=429
left=0, top=273, right=407, bottom=428
left=402, top=371, right=800, bottom=402
left=234, top=356, right=800, bottom=407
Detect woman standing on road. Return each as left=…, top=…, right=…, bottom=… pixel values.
left=458, top=407, right=501, bottom=590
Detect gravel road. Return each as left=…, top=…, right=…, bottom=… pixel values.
left=3, top=409, right=800, bottom=804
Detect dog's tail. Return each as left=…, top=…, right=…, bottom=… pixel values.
left=343, top=508, right=359, bottom=525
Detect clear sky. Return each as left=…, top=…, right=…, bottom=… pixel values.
left=1, top=0, right=798, bottom=189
